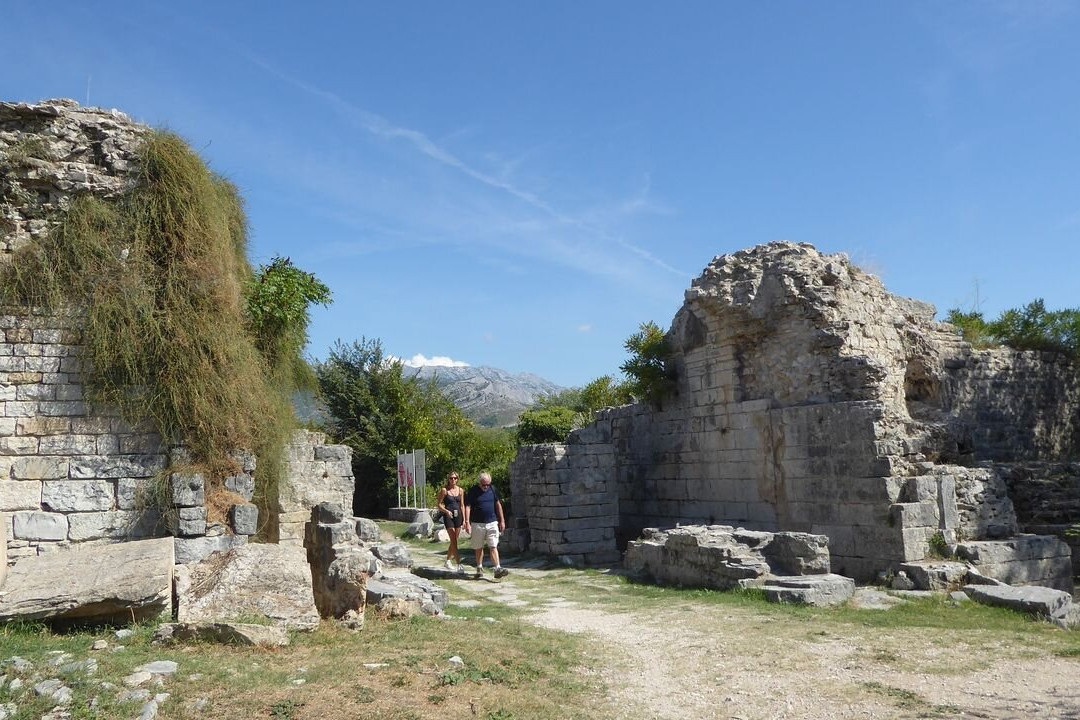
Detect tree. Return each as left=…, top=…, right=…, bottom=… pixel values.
left=620, top=321, right=675, bottom=407
left=948, top=299, right=1080, bottom=359
left=316, top=338, right=472, bottom=516
left=580, top=374, right=632, bottom=413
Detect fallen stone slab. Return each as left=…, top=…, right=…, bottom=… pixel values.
left=372, top=542, right=413, bottom=568
left=625, top=525, right=830, bottom=591
left=761, top=574, right=855, bottom=607
left=849, top=588, right=907, bottom=611
left=176, top=543, right=319, bottom=631
left=412, top=565, right=470, bottom=582
left=153, top=622, right=289, bottom=647
left=367, top=572, right=448, bottom=615
left=405, top=510, right=435, bottom=538
left=954, top=536, right=1074, bottom=592
left=963, top=584, right=1074, bottom=621
left=0, top=537, right=173, bottom=624
left=897, top=561, right=970, bottom=591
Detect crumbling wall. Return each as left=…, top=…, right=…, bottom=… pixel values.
left=1, top=101, right=353, bottom=562
left=277, top=430, right=354, bottom=546
left=510, top=242, right=1077, bottom=585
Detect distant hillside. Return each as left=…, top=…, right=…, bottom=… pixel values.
left=407, top=365, right=564, bottom=428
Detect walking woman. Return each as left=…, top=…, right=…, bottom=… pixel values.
left=437, top=471, right=465, bottom=571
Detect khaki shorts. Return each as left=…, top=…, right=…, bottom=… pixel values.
left=471, top=521, right=500, bottom=549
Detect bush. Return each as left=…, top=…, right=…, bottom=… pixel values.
left=948, top=300, right=1080, bottom=359
left=620, top=321, right=676, bottom=407
left=515, top=406, right=579, bottom=444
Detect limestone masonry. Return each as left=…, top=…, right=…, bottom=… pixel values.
left=1, top=100, right=354, bottom=561
left=510, top=243, right=1079, bottom=586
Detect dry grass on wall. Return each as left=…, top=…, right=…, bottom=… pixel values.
left=0, top=131, right=293, bottom=529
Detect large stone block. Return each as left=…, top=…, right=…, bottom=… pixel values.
left=0, top=479, right=41, bottom=511
left=175, top=543, right=319, bottom=630
left=67, top=510, right=141, bottom=541
left=12, top=510, right=68, bottom=540
left=42, top=479, right=115, bottom=512
left=12, top=456, right=68, bottom=479
left=0, top=536, right=173, bottom=623
left=70, top=455, right=165, bottom=479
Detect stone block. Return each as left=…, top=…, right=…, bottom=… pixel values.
left=0, top=436, right=39, bottom=454
left=174, top=535, right=248, bottom=565
left=67, top=510, right=141, bottom=541
left=231, top=504, right=258, bottom=536
left=762, top=574, right=855, bottom=606
left=15, top=384, right=54, bottom=401
left=12, top=456, right=68, bottom=479
left=42, top=479, right=115, bottom=512
left=224, top=473, right=255, bottom=502
left=38, top=434, right=98, bottom=455
left=169, top=473, right=205, bottom=507
left=170, top=506, right=207, bottom=537
left=18, top=417, right=72, bottom=435
left=0, top=536, right=173, bottom=624
left=964, top=584, right=1073, bottom=621
left=12, top=511, right=68, bottom=540
left=70, top=454, right=165, bottom=479
left=0, top=479, right=42, bottom=511
left=116, top=478, right=142, bottom=510
left=0, top=417, right=15, bottom=435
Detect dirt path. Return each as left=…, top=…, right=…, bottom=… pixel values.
left=416, top=546, right=1080, bottom=720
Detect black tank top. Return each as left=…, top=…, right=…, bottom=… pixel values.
left=444, top=489, right=462, bottom=517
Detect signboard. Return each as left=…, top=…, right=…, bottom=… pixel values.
left=395, top=449, right=427, bottom=509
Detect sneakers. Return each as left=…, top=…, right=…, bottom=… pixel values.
left=474, top=566, right=484, bottom=579
left=444, top=558, right=455, bottom=571
left=457, top=563, right=465, bottom=574
left=494, top=567, right=509, bottom=579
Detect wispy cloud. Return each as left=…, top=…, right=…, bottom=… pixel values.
left=577, top=324, right=593, bottom=333
left=237, top=51, right=690, bottom=282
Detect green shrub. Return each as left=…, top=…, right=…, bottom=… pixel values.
left=948, top=300, right=1080, bottom=359
left=621, top=320, right=676, bottom=408
left=515, top=406, right=578, bottom=444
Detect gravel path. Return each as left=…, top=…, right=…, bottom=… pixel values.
left=422, top=546, right=1080, bottom=720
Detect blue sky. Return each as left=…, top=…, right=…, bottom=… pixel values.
left=3, top=2, right=1078, bottom=387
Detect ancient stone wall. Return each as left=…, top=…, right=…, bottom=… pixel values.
left=1, top=101, right=354, bottom=562
left=509, top=243, right=1077, bottom=584
left=277, top=430, right=354, bottom=546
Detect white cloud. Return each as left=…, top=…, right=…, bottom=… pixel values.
left=403, top=354, right=470, bottom=368
left=577, top=324, right=593, bottom=333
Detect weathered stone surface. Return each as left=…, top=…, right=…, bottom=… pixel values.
left=153, top=622, right=289, bottom=647
left=67, top=510, right=142, bottom=541
left=0, top=537, right=173, bottom=622
left=170, top=507, right=206, bottom=537
left=506, top=242, right=1080, bottom=587
left=0, top=479, right=42, bottom=511
left=625, top=525, right=830, bottom=590
left=69, top=455, right=164, bottom=479
left=762, top=574, right=856, bottom=606
left=230, top=504, right=258, bottom=536
left=12, top=510, right=67, bottom=540
left=963, top=584, right=1073, bottom=621
left=173, top=535, right=246, bottom=565
left=372, top=542, right=413, bottom=568
left=168, top=473, right=205, bottom=507
left=405, top=510, right=434, bottom=538
left=355, top=516, right=381, bottom=542
left=368, top=573, right=447, bottom=615
left=897, top=561, right=970, bottom=591
left=954, top=536, right=1074, bottom=592
left=305, top=503, right=374, bottom=627
left=175, top=543, right=319, bottom=630
left=41, top=479, right=114, bottom=512
left=277, top=431, right=355, bottom=542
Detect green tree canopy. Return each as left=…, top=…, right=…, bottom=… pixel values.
left=620, top=320, right=675, bottom=407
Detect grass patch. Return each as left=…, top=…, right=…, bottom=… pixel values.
left=861, top=681, right=962, bottom=717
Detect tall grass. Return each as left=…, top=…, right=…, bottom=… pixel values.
left=0, top=131, right=295, bottom=530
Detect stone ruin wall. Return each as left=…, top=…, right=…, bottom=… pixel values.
left=0, top=101, right=355, bottom=562
left=510, top=243, right=1080, bottom=581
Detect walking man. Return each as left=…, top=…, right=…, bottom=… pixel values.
left=463, top=472, right=508, bottom=579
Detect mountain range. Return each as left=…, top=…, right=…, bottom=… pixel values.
left=406, top=364, right=564, bottom=427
